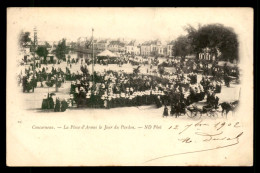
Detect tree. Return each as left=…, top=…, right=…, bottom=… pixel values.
left=69, top=41, right=77, bottom=51
left=44, top=41, right=52, bottom=48
left=185, top=23, right=239, bottom=62
left=19, top=31, right=32, bottom=48
left=53, top=38, right=68, bottom=60
left=36, top=46, right=49, bottom=61
left=172, top=35, right=193, bottom=59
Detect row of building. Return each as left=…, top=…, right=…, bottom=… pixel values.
left=20, top=38, right=223, bottom=63
left=76, top=38, right=174, bottom=57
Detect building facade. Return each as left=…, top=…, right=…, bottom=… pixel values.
left=108, top=40, right=125, bottom=53
left=166, top=44, right=173, bottom=56
left=140, top=45, right=151, bottom=56
left=125, top=40, right=140, bottom=55
left=198, top=47, right=217, bottom=61
left=96, top=40, right=110, bottom=51
left=157, top=45, right=167, bottom=56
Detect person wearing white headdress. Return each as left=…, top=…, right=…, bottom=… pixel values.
left=106, top=95, right=111, bottom=109
left=130, top=87, right=133, bottom=95
left=69, top=94, right=74, bottom=106
left=41, top=93, right=49, bottom=109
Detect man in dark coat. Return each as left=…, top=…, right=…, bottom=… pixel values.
left=22, top=76, right=28, bottom=92
left=77, top=87, right=86, bottom=108
left=54, top=98, right=61, bottom=112
left=224, top=75, right=230, bottom=87
left=215, top=82, right=222, bottom=93
left=61, top=99, right=68, bottom=112
left=170, top=104, right=176, bottom=116
left=48, top=94, right=55, bottom=109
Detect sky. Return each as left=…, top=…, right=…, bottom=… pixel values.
left=8, top=8, right=252, bottom=43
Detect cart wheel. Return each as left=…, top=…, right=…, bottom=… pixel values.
left=206, top=112, right=212, bottom=117
left=186, top=111, right=192, bottom=118
left=207, top=111, right=216, bottom=117
left=197, top=112, right=202, bottom=119
left=194, top=112, right=202, bottom=119
left=186, top=111, right=196, bottom=118
left=212, top=111, right=218, bottom=117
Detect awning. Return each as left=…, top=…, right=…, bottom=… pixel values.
left=97, top=50, right=118, bottom=58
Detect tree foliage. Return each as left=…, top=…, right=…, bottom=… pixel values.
left=185, top=23, right=239, bottom=62
left=19, top=31, right=32, bottom=47
left=172, top=35, right=193, bottom=58
left=36, top=46, right=49, bottom=58
left=44, top=41, right=52, bottom=48
left=53, top=38, right=68, bottom=60
left=69, top=41, right=77, bottom=50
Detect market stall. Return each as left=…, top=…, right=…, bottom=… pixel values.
left=96, top=50, right=119, bottom=64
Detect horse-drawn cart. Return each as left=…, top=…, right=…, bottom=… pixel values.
left=186, top=104, right=219, bottom=118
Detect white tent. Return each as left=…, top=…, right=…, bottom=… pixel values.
left=97, top=50, right=118, bottom=58
left=114, top=52, right=121, bottom=57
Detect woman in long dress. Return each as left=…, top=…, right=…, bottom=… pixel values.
left=163, top=105, right=169, bottom=117
left=170, top=104, right=175, bottom=116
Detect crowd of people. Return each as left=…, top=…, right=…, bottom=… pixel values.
left=18, top=53, right=239, bottom=115
left=41, top=93, right=69, bottom=112
left=159, top=58, right=239, bottom=87
left=68, top=68, right=222, bottom=114
left=18, top=65, right=67, bottom=92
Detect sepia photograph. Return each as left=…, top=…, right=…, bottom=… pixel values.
left=6, top=8, right=253, bottom=166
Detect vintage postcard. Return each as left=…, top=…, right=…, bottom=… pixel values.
left=6, top=8, right=253, bottom=166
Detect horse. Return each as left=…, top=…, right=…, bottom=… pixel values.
left=174, top=102, right=187, bottom=118
left=219, top=100, right=239, bottom=117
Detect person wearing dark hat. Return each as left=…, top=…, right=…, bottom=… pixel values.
left=78, top=87, right=86, bottom=108
left=48, top=93, right=55, bottom=109
left=22, top=75, right=28, bottom=92
left=215, top=81, right=221, bottom=93
left=214, top=95, right=219, bottom=109
left=61, top=99, right=68, bottom=112
left=224, top=74, right=230, bottom=87
left=115, top=94, right=120, bottom=108
left=54, top=97, right=61, bottom=112
left=180, top=100, right=186, bottom=115
left=136, top=92, right=141, bottom=106
left=89, top=92, right=95, bottom=108
left=170, top=104, right=176, bottom=116
left=155, top=95, right=162, bottom=108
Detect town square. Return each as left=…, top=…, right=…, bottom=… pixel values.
left=17, top=22, right=241, bottom=118
left=7, top=7, right=254, bottom=167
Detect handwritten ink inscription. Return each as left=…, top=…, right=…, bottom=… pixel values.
left=144, top=120, right=244, bottom=163
left=167, top=120, right=243, bottom=144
